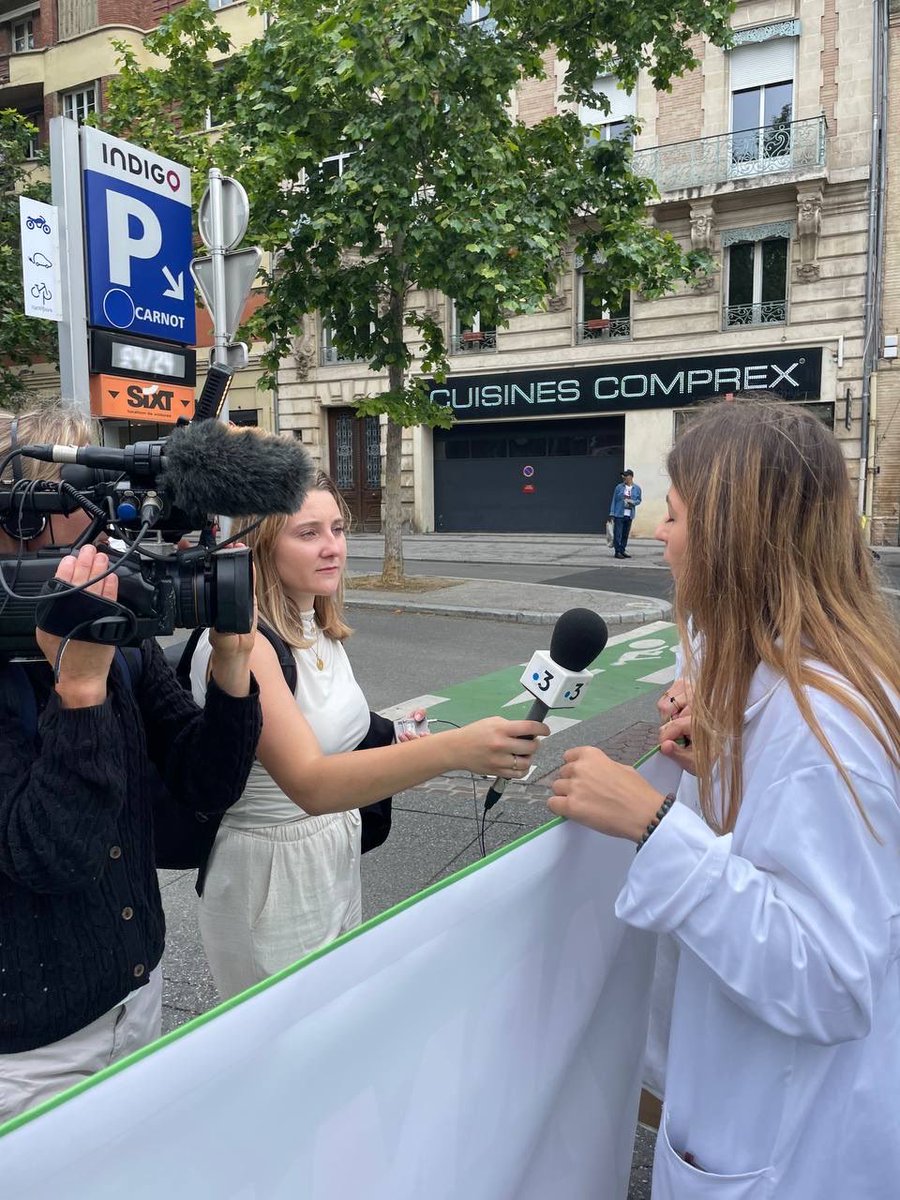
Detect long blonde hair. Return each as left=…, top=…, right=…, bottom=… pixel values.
left=243, top=471, right=353, bottom=648
left=668, top=399, right=900, bottom=834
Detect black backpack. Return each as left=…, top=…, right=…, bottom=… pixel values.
left=172, top=623, right=394, bottom=858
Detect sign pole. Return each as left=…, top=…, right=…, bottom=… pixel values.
left=206, top=169, right=231, bottom=424
left=50, top=116, right=90, bottom=416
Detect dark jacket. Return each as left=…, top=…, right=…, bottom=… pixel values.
left=0, top=638, right=261, bottom=1053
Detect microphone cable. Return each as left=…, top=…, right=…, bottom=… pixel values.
left=423, top=718, right=496, bottom=860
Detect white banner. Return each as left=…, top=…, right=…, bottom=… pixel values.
left=0, top=759, right=677, bottom=1198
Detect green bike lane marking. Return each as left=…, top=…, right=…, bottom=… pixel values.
left=380, top=621, right=679, bottom=732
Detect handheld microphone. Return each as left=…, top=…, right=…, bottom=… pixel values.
left=21, top=421, right=315, bottom=521
left=483, top=607, right=609, bottom=811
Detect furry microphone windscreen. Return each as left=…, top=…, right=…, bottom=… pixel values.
left=160, top=421, right=316, bottom=518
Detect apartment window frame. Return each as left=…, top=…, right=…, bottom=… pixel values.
left=12, top=17, right=35, bottom=52
left=579, top=75, right=636, bottom=146
left=723, top=232, right=790, bottom=329
left=576, top=270, right=631, bottom=343
left=450, top=304, right=497, bottom=354
left=62, top=83, right=98, bottom=126
left=728, top=37, right=796, bottom=175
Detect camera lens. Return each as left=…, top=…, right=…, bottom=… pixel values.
left=172, top=547, right=253, bottom=634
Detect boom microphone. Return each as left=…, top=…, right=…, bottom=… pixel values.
left=484, top=607, right=609, bottom=811
left=21, top=421, right=315, bottom=521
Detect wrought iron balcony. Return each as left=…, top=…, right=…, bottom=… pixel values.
left=450, top=330, right=498, bottom=353
left=576, top=317, right=631, bottom=344
left=723, top=300, right=787, bottom=329
left=633, top=117, right=826, bottom=193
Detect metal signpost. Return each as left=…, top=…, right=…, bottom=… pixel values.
left=191, top=169, right=262, bottom=421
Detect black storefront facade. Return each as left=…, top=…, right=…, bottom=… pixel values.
left=428, top=347, right=825, bottom=534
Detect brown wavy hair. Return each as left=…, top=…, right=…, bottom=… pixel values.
left=668, top=399, right=900, bottom=835
left=242, top=471, right=353, bottom=648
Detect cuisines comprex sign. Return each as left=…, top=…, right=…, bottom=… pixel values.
left=429, top=347, right=823, bottom=420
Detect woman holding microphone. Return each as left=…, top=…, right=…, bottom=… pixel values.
left=550, top=399, right=900, bottom=1198
left=191, top=470, right=546, bottom=999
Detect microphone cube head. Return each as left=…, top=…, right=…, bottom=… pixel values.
left=520, top=651, right=593, bottom=709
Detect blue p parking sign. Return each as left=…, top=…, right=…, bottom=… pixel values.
left=82, top=127, right=195, bottom=345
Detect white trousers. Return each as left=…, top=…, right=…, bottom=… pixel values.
left=199, top=809, right=362, bottom=1001
left=0, top=964, right=162, bottom=1124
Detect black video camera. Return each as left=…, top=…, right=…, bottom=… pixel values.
left=0, top=428, right=253, bottom=659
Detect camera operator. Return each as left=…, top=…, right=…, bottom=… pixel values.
left=0, top=406, right=262, bottom=1123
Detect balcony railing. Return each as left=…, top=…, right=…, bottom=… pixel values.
left=576, top=317, right=631, bottom=344
left=723, top=301, right=787, bottom=329
left=450, top=330, right=497, bottom=353
left=633, top=117, right=826, bottom=193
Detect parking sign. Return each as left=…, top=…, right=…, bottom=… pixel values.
left=81, top=126, right=195, bottom=344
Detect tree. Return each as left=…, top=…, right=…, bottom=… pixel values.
left=101, top=0, right=732, bottom=582
left=0, top=110, right=58, bottom=410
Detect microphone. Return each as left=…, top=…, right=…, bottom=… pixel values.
left=21, top=421, right=315, bottom=521
left=484, top=607, right=609, bottom=811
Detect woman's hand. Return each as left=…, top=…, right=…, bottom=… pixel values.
left=36, top=545, right=117, bottom=709
left=396, top=709, right=430, bottom=742
left=451, top=717, right=549, bottom=779
left=656, top=678, right=696, bottom=775
left=548, top=746, right=666, bottom=842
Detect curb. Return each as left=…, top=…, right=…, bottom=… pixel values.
left=345, top=595, right=672, bottom=626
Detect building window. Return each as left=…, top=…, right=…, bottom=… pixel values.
left=207, top=0, right=237, bottom=9
left=724, top=237, right=788, bottom=328
left=461, top=2, right=494, bottom=30
left=579, top=76, right=635, bottom=144
left=12, top=18, right=35, bottom=51
left=24, top=117, right=40, bottom=159
left=321, top=150, right=355, bottom=181
left=320, top=317, right=373, bottom=365
left=729, top=38, right=795, bottom=176
left=577, top=272, right=631, bottom=342
left=450, top=306, right=497, bottom=353
left=62, top=85, right=97, bottom=126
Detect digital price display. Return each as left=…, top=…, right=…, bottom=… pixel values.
left=90, top=330, right=196, bottom=387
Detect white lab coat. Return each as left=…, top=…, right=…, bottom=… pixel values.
left=617, top=661, right=900, bottom=1199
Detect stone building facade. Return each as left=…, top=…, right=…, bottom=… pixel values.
left=277, top=0, right=890, bottom=541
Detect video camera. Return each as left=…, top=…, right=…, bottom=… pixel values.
left=0, top=370, right=313, bottom=658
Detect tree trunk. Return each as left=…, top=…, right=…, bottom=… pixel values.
left=382, top=409, right=404, bottom=585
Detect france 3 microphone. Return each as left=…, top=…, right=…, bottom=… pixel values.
left=483, top=607, right=609, bottom=811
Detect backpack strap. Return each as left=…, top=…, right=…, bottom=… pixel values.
left=256, top=619, right=298, bottom=694
left=174, top=627, right=207, bottom=692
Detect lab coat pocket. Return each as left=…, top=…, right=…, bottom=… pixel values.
left=654, top=1113, right=774, bottom=1200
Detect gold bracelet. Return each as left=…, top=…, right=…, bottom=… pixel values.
left=636, top=793, right=676, bottom=852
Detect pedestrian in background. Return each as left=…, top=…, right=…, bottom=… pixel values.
left=551, top=399, right=900, bottom=1197
left=609, top=468, right=641, bottom=558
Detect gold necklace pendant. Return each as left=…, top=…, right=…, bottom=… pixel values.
left=316, top=651, right=325, bottom=671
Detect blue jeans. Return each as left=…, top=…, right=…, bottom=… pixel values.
left=613, top=516, right=632, bottom=555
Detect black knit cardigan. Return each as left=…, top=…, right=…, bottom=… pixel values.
left=0, top=638, right=261, bottom=1053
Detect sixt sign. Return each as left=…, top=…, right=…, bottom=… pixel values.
left=430, top=347, right=823, bottom=419
left=81, top=127, right=195, bottom=345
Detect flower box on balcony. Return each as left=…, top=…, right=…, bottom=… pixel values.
left=461, top=331, right=485, bottom=343
left=583, top=319, right=610, bottom=331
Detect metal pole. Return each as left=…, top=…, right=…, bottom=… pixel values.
left=207, top=168, right=231, bottom=424
left=50, top=116, right=90, bottom=416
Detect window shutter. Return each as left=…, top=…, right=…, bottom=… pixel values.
left=579, top=76, right=636, bottom=125
left=730, top=39, right=796, bottom=91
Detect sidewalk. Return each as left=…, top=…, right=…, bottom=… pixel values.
left=346, top=532, right=672, bottom=626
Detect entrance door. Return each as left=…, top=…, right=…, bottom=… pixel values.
left=327, top=408, right=382, bottom=532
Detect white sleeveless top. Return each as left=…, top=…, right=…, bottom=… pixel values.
left=190, top=612, right=370, bottom=828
